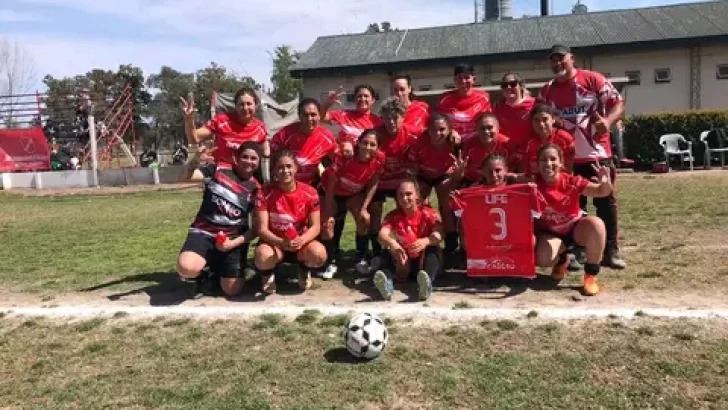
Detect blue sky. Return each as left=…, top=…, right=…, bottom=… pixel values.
left=0, top=0, right=706, bottom=92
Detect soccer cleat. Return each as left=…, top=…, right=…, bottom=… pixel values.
left=551, top=255, right=569, bottom=281
left=416, top=270, right=432, bottom=301
left=583, top=274, right=601, bottom=296
left=373, top=270, right=394, bottom=301
left=602, top=248, right=627, bottom=270
left=321, top=264, right=338, bottom=280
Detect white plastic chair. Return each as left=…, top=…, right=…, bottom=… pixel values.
left=700, top=129, right=728, bottom=168
left=659, top=134, right=694, bottom=171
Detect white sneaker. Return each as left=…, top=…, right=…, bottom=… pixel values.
left=321, top=264, right=337, bottom=280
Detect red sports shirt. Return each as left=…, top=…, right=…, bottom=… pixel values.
left=539, top=69, right=623, bottom=163
left=321, top=151, right=385, bottom=196
left=535, top=172, right=590, bottom=235
left=461, top=133, right=511, bottom=182
left=270, top=123, right=338, bottom=185
left=382, top=205, right=440, bottom=258
left=522, top=128, right=575, bottom=176
left=492, top=96, right=536, bottom=153
left=402, top=100, right=430, bottom=135
left=258, top=182, right=320, bottom=238
left=437, top=89, right=492, bottom=136
left=205, top=112, right=267, bottom=169
left=450, top=184, right=544, bottom=278
left=376, top=125, right=418, bottom=190
left=328, top=110, right=382, bottom=144
left=408, top=137, right=458, bottom=180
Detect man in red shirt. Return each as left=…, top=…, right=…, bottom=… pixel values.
left=437, top=63, right=492, bottom=136
left=538, top=44, right=626, bottom=269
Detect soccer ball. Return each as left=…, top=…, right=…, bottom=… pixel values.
left=344, top=312, right=388, bottom=360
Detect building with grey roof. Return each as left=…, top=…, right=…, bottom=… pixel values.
left=291, top=0, right=728, bottom=115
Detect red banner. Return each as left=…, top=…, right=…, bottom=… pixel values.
left=0, top=127, right=51, bottom=172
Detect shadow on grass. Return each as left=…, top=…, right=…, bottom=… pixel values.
left=323, top=347, right=374, bottom=364
left=79, top=271, right=190, bottom=306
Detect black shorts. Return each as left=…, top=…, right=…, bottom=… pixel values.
left=373, top=189, right=397, bottom=203
left=419, top=175, right=447, bottom=188
left=536, top=223, right=580, bottom=250
left=180, top=231, right=246, bottom=278
left=334, top=195, right=353, bottom=216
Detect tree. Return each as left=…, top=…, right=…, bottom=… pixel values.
left=146, top=66, right=195, bottom=148
left=0, top=38, right=37, bottom=127
left=365, top=23, right=381, bottom=33
left=193, top=62, right=258, bottom=123
left=365, top=22, right=396, bottom=33
left=270, top=45, right=303, bottom=103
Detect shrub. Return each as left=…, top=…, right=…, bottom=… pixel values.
left=622, top=109, right=728, bottom=170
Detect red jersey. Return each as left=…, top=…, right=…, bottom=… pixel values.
left=376, top=125, right=418, bottom=190
left=402, top=100, right=430, bottom=135
left=382, top=205, right=440, bottom=258
left=258, top=182, right=320, bottom=238
left=535, top=172, right=590, bottom=235
left=539, top=69, right=623, bottom=162
left=205, top=112, right=267, bottom=169
left=461, top=133, right=511, bottom=182
left=321, top=151, right=385, bottom=196
left=522, top=128, right=575, bottom=176
left=328, top=110, right=382, bottom=144
left=450, top=184, right=544, bottom=279
left=492, top=96, right=536, bottom=152
left=270, top=123, right=338, bottom=185
left=408, top=137, right=458, bottom=180
left=437, top=89, right=492, bottom=136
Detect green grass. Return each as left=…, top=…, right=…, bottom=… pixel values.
left=0, top=317, right=726, bottom=409
left=1, top=172, right=727, bottom=293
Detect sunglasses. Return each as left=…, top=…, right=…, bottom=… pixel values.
left=479, top=125, right=495, bottom=131
left=500, top=80, right=519, bottom=89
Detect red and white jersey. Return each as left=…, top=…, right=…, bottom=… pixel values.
left=539, top=69, right=623, bottom=162
left=492, top=96, right=536, bottom=152
left=376, top=125, right=418, bottom=190
left=328, top=110, right=382, bottom=144
left=535, top=172, right=590, bottom=235
left=407, top=137, right=458, bottom=180
left=461, top=133, right=511, bottom=182
left=437, top=89, right=492, bottom=136
left=205, top=112, right=267, bottom=169
left=258, top=182, right=320, bottom=238
left=321, top=151, right=385, bottom=196
left=402, top=100, right=430, bottom=135
left=450, top=184, right=544, bottom=278
left=522, top=128, right=575, bottom=176
left=270, top=123, right=338, bottom=185
left=382, top=205, right=440, bottom=258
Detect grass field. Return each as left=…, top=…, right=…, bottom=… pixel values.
left=1, top=172, right=727, bottom=295
left=1, top=314, right=727, bottom=409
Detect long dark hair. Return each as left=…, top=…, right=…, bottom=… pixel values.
left=392, top=74, right=415, bottom=100
left=236, top=141, right=264, bottom=183
left=428, top=114, right=461, bottom=157
left=354, top=129, right=381, bottom=159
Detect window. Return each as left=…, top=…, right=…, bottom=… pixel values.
left=345, top=93, right=356, bottom=103
left=654, top=68, right=671, bottom=83
left=444, top=83, right=456, bottom=90
left=419, top=85, right=432, bottom=91
left=717, top=64, right=728, bottom=80
left=625, top=70, right=641, bottom=85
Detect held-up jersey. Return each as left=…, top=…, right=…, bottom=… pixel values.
left=258, top=182, right=320, bottom=238
left=270, top=123, right=338, bottom=185
left=437, top=89, right=492, bottom=136
left=381, top=205, right=441, bottom=258
left=535, top=172, right=590, bottom=236
left=190, top=164, right=261, bottom=237
left=450, top=184, right=544, bottom=278
left=328, top=110, right=383, bottom=144
left=205, top=112, right=267, bottom=169
left=539, top=69, right=623, bottom=163
left=321, top=151, right=386, bottom=197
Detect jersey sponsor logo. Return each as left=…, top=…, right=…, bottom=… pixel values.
left=269, top=212, right=296, bottom=232
left=484, top=193, right=508, bottom=205
left=213, top=195, right=241, bottom=218
left=467, top=256, right=516, bottom=271
left=558, top=106, right=588, bottom=117
left=339, top=176, right=363, bottom=192
left=542, top=206, right=578, bottom=226
left=449, top=111, right=472, bottom=122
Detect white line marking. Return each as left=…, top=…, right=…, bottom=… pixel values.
left=2, top=305, right=728, bottom=320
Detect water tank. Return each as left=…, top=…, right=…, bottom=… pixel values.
left=540, top=0, right=551, bottom=16
left=484, top=0, right=512, bottom=20
left=572, top=1, right=588, bottom=14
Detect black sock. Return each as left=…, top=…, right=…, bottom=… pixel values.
left=444, top=231, right=459, bottom=253
left=556, top=252, right=568, bottom=265
left=370, top=233, right=382, bottom=255
left=323, top=239, right=337, bottom=265
left=333, top=214, right=346, bottom=252
left=422, top=247, right=441, bottom=282
left=355, top=234, right=369, bottom=256
left=584, top=263, right=600, bottom=276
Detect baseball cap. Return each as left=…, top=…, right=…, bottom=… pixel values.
left=453, top=63, right=475, bottom=76
left=548, top=44, right=571, bottom=57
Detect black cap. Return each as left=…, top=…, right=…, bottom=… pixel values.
left=453, top=63, right=475, bottom=76
left=548, top=44, right=571, bottom=57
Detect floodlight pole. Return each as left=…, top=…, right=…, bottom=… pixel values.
left=88, top=102, right=100, bottom=188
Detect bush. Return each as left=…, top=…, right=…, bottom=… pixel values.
left=622, top=109, right=728, bottom=170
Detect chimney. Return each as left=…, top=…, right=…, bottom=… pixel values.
left=540, top=0, right=550, bottom=16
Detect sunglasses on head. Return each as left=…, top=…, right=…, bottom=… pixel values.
left=500, top=80, right=519, bottom=89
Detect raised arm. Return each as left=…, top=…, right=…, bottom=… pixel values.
left=581, top=163, right=613, bottom=198
left=180, top=96, right=213, bottom=145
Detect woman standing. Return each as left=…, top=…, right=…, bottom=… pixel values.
left=322, top=84, right=383, bottom=144
left=492, top=72, right=536, bottom=170
left=437, top=63, right=492, bottom=137
left=391, top=75, right=430, bottom=135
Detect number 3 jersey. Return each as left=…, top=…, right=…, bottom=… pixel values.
left=450, top=184, right=544, bottom=278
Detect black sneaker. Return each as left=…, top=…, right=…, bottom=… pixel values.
left=567, top=253, right=582, bottom=272
left=602, top=248, right=627, bottom=270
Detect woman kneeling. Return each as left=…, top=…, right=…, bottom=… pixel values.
left=374, top=179, right=443, bottom=301
left=254, top=150, right=327, bottom=293
left=534, top=144, right=613, bottom=296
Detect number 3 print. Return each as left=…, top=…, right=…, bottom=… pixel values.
left=489, top=208, right=507, bottom=240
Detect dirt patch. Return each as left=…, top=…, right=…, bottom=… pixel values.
left=3, top=183, right=200, bottom=197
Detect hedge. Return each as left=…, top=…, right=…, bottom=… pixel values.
left=622, top=109, right=728, bottom=170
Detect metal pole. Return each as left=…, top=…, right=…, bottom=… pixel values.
left=88, top=102, right=99, bottom=188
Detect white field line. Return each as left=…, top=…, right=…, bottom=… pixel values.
left=2, top=305, right=728, bottom=321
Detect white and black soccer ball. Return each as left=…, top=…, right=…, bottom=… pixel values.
left=344, top=312, right=388, bottom=360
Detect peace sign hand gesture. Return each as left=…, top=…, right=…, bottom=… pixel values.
left=179, top=95, right=195, bottom=118
left=591, top=162, right=611, bottom=185
left=449, top=152, right=468, bottom=178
